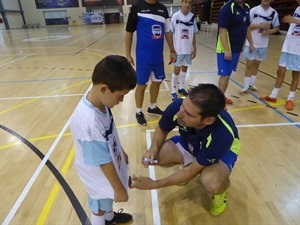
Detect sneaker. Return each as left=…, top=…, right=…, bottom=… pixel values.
left=147, top=106, right=164, bottom=116
left=171, top=92, right=178, bottom=101
left=225, top=97, right=233, bottom=105
left=249, top=85, right=259, bottom=92
left=105, top=208, right=133, bottom=225
left=239, top=87, right=249, bottom=95
left=178, top=88, right=188, bottom=96
left=260, top=95, right=277, bottom=103
left=136, top=112, right=147, bottom=126
left=286, top=100, right=294, bottom=111
left=210, top=189, right=228, bottom=216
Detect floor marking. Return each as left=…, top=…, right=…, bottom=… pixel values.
left=286, top=112, right=298, bottom=117
left=247, top=100, right=257, bottom=104
left=146, top=130, right=161, bottom=225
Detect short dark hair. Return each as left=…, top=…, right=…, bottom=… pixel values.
left=188, top=83, right=225, bottom=118
left=92, top=55, right=136, bottom=92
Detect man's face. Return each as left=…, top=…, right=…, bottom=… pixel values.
left=235, top=0, right=244, bottom=4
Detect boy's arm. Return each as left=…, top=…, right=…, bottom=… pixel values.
left=283, top=14, right=300, bottom=25
left=101, top=162, right=128, bottom=202
left=192, top=33, right=196, bottom=59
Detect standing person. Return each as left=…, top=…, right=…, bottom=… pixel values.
left=130, top=83, right=240, bottom=216
left=170, top=0, right=198, bottom=101
left=240, top=0, right=280, bottom=94
left=260, top=2, right=300, bottom=111
left=70, top=55, right=136, bottom=225
left=216, top=0, right=254, bottom=104
left=125, top=0, right=177, bottom=126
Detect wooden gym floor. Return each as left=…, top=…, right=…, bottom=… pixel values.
left=0, top=23, right=299, bottom=225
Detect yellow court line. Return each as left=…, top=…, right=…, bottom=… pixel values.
left=0, top=80, right=90, bottom=115
left=36, top=147, right=75, bottom=225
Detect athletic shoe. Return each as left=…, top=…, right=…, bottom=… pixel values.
left=249, top=85, right=259, bottom=92
left=239, top=87, right=249, bottom=95
left=286, top=100, right=294, bottom=111
left=171, top=92, right=178, bottom=101
left=147, top=106, right=164, bottom=116
left=105, top=208, right=133, bottom=225
left=225, top=97, right=233, bottom=105
left=136, top=112, right=147, bottom=126
left=210, top=189, right=228, bottom=216
left=260, top=95, right=277, bottom=103
left=178, top=88, right=188, bottom=96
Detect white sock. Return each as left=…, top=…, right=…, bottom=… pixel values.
left=287, top=91, right=295, bottom=101
left=250, top=75, right=257, bottom=86
left=136, top=108, right=142, bottom=113
left=179, top=71, right=187, bottom=90
left=243, top=77, right=251, bottom=89
left=91, top=213, right=105, bottom=225
left=270, top=88, right=280, bottom=98
left=171, top=73, right=178, bottom=93
left=150, top=103, right=156, bottom=109
left=105, top=210, right=114, bottom=221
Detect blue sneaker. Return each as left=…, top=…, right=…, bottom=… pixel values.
left=178, top=88, right=188, bottom=96
left=171, top=92, right=178, bottom=101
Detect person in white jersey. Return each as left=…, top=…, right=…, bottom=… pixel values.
left=70, top=55, right=136, bottom=225
left=261, top=1, right=300, bottom=111
left=170, top=0, right=198, bottom=101
left=241, top=0, right=280, bottom=94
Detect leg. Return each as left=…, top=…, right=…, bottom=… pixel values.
left=91, top=210, right=106, bottom=225
left=171, top=66, right=181, bottom=100
left=149, top=81, right=162, bottom=104
left=157, top=140, right=184, bottom=167
left=290, top=70, right=300, bottom=92
left=275, top=65, right=286, bottom=88
left=178, top=65, right=188, bottom=94
left=135, top=84, right=147, bottom=108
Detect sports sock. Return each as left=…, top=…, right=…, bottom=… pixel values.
left=179, top=71, right=187, bottom=90
left=287, top=91, right=295, bottom=101
left=270, top=88, right=280, bottom=98
left=136, top=108, right=142, bottom=114
left=105, top=210, right=114, bottom=221
left=243, top=77, right=251, bottom=90
left=250, top=75, right=257, bottom=86
left=91, top=213, right=105, bottom=225
left=171, top=73, right=178, bottom=93
left=149, top=103, right=157, bottom=109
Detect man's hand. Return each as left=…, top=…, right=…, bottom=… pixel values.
left=130, top=175, right=156, bottom=190
left=224, top=51, right=232, bottom=60
left=142, top=149, right=159, bottom=168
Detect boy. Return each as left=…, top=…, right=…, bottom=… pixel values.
left=241, top=0, right=280, bottom=94
left=260, top=1, right=300, bottom=111
left=70, top=55, right=136, bottom=225
left=170, top=0, right=198, bottom=100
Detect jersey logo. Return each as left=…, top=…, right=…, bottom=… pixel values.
left=188, top=143, right=194, bottom=153
left=207, top=158, right=216, bottom=163
left=236, top=11, right=240, bottom=15
left=152, top=25, right=163, bottom=39
left=181, top=28, right=189, bottom=39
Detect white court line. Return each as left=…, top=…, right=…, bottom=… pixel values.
left=144, top=121, right=299, bottom=225
left=0, top=54, right=33, bottom=67
left=146, top=130, right=161, bottom=225
left=2, top=84, right=92, bottom=225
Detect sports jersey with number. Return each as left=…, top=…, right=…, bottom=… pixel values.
left=245, top=5, right=279, bottom=48
left=281, top=6, right=300, bottom=56
left=70, top=94, right=128, bottom=199
left=126, top=0, right=170, bottom=64
left=171, top=10, right=198, bottom=54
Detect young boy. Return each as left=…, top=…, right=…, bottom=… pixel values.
left=170, top=0, right=198, bottom=100
left=260, top=1, right=300, bottom=111
left=241, top=0, right=280, bottom=94
left=70, top=55, right=136, bottom=225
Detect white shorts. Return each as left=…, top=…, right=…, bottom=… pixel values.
left=174, top=141, right=194, bottom=167
left=279, top=52, right=300, bottom=71
left=174, top=54, right=192, bottom=67
left=243, top=46, right=268, bottom=61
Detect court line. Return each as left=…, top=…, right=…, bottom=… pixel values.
left=0, top=54, right=33, bottom=67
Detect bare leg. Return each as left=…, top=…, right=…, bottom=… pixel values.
left=149, top=81, right=162, bottom=104
left=274, top=66, right=287, bottom=88
left=157, top=140, right=184, bottom=167
left=218, top=76, right=230, bottom=93
left=135, top=84, right=147, bottom=108
left=290, top=70, right=300, bottom=92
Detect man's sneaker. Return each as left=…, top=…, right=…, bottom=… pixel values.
left=136, top=112, right=147, bottom=126
left=249, top=85, right=259, bottom=92
left=147, top=106, right=164, bottom=116
left=171, top=92, right=178, bottom=101
left=225, top=97, right=233, bottom=105
left=178, top=88, right=188, bottom=96
left=210, top=189, right=228, bottom=216
left=286, top=100, right=294, bottom=111
left=239, top=87, right=249, bottom=95
left=105, top=208, right=133, bottom=225
left=260, top=95, right=277, bottom=103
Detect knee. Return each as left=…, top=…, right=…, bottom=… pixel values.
left=200, top=172, right=222, bottom=194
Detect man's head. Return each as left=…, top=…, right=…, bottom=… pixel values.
left=91, top=55, right=136, bottom=108
left=176, top=83, right=225, bottom=129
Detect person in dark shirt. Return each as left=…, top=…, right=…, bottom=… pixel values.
left=131, top=83, right=240, bottom=216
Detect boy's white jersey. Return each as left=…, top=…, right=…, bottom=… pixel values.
left=171, top=10, right=198, bottom=54
left=281, top=6, right=300, bottom=56
left=70, top=95, right=128, bottom=199
left=245, top=4, right=280, bottom=48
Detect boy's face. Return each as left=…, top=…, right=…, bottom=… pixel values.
left=102, top=87, right=130, bottom=108
left=181, top=0, right=192, bottom=12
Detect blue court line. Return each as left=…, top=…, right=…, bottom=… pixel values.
left=230, top=78, right=300, bottom=128
left=0, top=77, right=91, bottom=84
